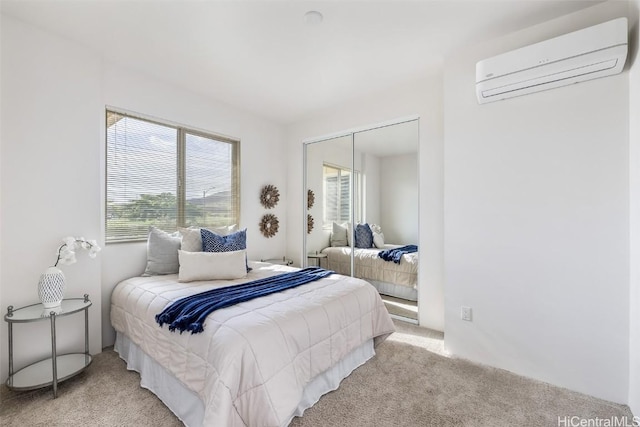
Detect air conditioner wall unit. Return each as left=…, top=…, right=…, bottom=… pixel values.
left=476, top=17, right=628, bottom=104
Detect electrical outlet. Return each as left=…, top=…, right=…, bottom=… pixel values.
left=461, top=306, right=472, bottom=321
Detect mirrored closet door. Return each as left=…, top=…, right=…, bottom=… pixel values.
left=303, top=119, right=419, bottom=322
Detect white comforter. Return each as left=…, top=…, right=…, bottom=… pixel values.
left=110, top=262, right=394, bottom=427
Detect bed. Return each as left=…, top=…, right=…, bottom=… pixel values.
left=110, top=261, right=395, bottom=427
left=321, top=245, right=418, bottom=301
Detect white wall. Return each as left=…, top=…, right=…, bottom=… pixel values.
left=629, top=0, right=640, bottom=416
left=1, top=15, right=103, bottom=380
left=286, top=71, right=445, bottom=331
left=444, top=2, right=630, bottom=404
left=362, top=152, right=381, bottom=226
left=380, top=154, right=418, bottom=245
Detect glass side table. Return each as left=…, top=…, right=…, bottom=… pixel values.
left=4, top=295, right=92, bottom=398
left=307, top=252, right=327, bottom=268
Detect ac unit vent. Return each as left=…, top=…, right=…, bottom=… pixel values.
left=476, top=18, right=628, bottom=104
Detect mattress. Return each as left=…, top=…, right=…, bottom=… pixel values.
left=110, top=261, right=394, bottom=427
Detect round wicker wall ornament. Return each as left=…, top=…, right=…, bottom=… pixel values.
left=260, top=185, right=280, bottom=209
left=307, top=189, right=315, bottom=210
left=259, top=214, right=279, bottom=238
left=307, top=214, right=314, bottom=234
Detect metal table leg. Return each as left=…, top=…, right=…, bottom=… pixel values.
left=7, top=306, right=13, bottom=383
left=50, top=312, right=57, bottom=398
left=84, top=294, right=89, bottom=356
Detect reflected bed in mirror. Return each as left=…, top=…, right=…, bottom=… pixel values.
left=323, top=223, right=418, bottom=321
left=304, top=119, right=419, bottom=323
left=322, top=230, right=417, bottom=301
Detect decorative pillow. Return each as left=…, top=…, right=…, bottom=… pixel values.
left=178, top=250, right=247, bottom=282
left=354, top=223, right=374, bottom=248
left=143, top=227, right=181, bottom=276
left=201, top=228, right=251, bottom=272
left=179, top=227, right=202, bottom=252
left=330, top=222, right=348, bottom=247
left=201, top=228, right=246, bottom=252
left=370, top=224, right=385, bottom=248
left=346, top=222, right=353, bottom=247
left=179, top=225, right=238, bottom=252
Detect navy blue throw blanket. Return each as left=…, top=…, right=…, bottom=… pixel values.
left=156, top=267, right=334, bottom=334
left=378, top=245, right=418, bottom=264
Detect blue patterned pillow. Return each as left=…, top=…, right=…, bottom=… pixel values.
left=201, top=228, right=251, bottom=271
left=354, top=223, right=374, bottom=248
left=201, top=228, right=246, bottom=252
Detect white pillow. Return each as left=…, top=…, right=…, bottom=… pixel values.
left=143, top=227, right=181, bottom=276
left=330, top=222, right=348, bottom=247
left=179, top=225, right=238, bottom=252
left=370, top=224, right=385, bottom=248
left=178, top=249, right=247, bottom=282
left=178, top=227, right=200, bottom=252
left=346, top=222, right=353, bottom=247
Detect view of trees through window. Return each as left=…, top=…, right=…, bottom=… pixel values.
left=106, top=110, right=239, bottom=241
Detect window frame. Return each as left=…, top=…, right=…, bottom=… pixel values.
left=322, top=162, right=361, bottom=228
left=105, top=108, right=241, bottom=243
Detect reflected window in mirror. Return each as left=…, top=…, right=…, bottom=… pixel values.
left=322, top=164, right=361, bottom=228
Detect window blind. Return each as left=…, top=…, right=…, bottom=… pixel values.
left=184, top=132, right=239, bottom=229
left=106, top=110, right=239, bottom=242
left=323, top=164, right=355, bottom=226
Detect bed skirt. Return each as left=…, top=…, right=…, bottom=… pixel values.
left=368, top=279, right=418, bottom=301
left=114, top=332, right=375, bottom=427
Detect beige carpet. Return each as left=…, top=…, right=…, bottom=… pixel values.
left=1, top=321, right=633, bottom=426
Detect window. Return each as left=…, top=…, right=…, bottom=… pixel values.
left=323, top=164, right=361, bottom=227
left=106, top=109, right=239, bottom=242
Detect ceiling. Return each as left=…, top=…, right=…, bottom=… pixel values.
left=1, top=0, right=602, bottom=125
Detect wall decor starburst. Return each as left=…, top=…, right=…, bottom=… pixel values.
left=260, top=184, right=280, bottom=209
left=259, top=213, right=279, bottom=238
left=307, top=214, right=314, bottom=234
left=307, top=189, right=315, bottom=210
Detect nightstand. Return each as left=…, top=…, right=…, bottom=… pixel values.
left=4, top=295, right=92, bottom=398
left=307, top=252, right=327, bottom=268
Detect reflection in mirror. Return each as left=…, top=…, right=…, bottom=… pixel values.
left=303, top=120, right=419, bottom=322
left=304, top=134, right=354, bottom=274
left=352, top=120, right=419, bottom=321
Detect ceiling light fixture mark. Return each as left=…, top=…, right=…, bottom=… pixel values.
left=304, top=11, right=323, bottom=25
